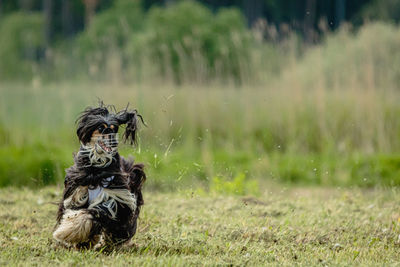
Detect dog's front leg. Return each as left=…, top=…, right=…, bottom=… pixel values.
left=63, top=186, right=89, bottom=209
left=53, top=186, right=100, bottom=246
left=53, top=209, right=96, bottom=246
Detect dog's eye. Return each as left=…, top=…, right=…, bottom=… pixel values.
left=110, top=125, right=118, bottom=132
left=98, top=125, right=104, bottom=132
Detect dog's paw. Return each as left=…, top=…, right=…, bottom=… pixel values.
left=53, top=209, right=93, bottom=244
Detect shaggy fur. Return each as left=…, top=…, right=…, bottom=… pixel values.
left=54, top=103, right=146, bottom=249
left=53, top=209, right=93, bottom=244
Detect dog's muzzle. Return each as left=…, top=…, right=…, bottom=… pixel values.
left=78, top=133, right=119, bottom=168
left=93, top=133, right=118, bottom=154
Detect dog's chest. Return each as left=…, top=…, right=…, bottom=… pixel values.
left=88, top=176, right=114, bottom=203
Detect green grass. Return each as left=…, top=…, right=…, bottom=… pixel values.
left=1, top=186, right=400, bottom=266
left=1, top=82, right=400, bottom=188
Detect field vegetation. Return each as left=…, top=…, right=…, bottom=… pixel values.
left=1, top=21, right=400, bottom=190
left=2, top=186, right=400, bottom=266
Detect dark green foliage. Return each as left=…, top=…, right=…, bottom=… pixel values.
left=128, top=1, right=252, bottom=83
left=0, top=12, right=44, bottom=80
left=0, top=143, right=71, bottom=187
left=0, top=124, right=10, bottom=145
left=4, top=143, right=400, bottom=188
left=358, top=0, right=400, bottom=23
left=76, top=0, right=145, bottom=78
left=0, top=0, right=395, bottom=84
left=78, top=0, right=144, bottom=51
left=350, top=155, right=400, bottom=187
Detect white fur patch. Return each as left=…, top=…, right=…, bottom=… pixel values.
left=87, top=176, right=114, bottom=203
left=88, top=186, right=103, bottom=203
left=53, top=209, right=93, bottom=244
left=89, top=188, right=137, bottom=218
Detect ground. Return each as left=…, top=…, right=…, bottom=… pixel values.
left=1, top=186, right=400, bottom=266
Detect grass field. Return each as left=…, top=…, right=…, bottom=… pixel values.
left=1, top=186, right=400, bottom=266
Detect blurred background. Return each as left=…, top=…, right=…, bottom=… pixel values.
left=0, top=0, right=400, bottom=193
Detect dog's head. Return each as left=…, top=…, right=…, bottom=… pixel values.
left=76, top=102, right=144, bottom=167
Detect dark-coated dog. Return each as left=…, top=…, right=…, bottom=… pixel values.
left=53, top=103, right=146, bottom=249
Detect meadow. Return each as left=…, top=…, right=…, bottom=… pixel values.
left=2, top=186, right=400, bottom=266
left=1, top=21, right=400, bottom=266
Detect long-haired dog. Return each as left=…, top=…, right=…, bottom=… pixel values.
left=53, top=103, right=146, bottom=249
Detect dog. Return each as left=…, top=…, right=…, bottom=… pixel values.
left=53, top=103, right=146, bottom=249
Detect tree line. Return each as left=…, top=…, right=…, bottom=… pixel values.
left=0, top=0, right=398, bottom=83
left=1, top=0, right=398, bottom=44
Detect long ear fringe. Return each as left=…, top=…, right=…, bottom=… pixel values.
left=116, top=109, right=145, bottom=146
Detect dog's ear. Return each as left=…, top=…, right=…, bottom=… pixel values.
left=116, top=109, right=145, bottom=145
left=76, top=106, right=109, bottom=144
